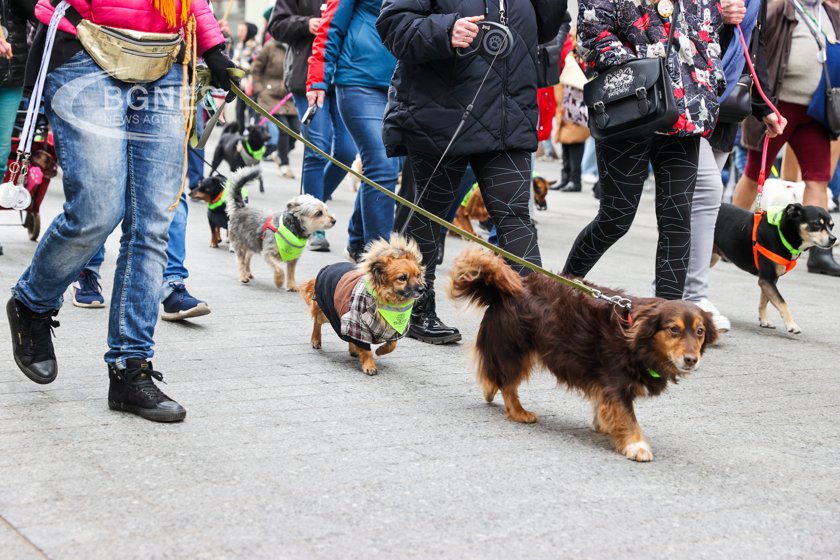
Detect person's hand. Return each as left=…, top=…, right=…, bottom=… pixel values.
left=218, top=19, right=231, bottom=36
left=451, top=15, right=484, bottom=49
left=204, top=46, right=240, bottom=103
left=306, top=89, right=325, bottom=108
left=763, top=112, right=787, bottom=138
left=0, top=39, right=12, bottom=60
left=721, top=0, right=747, bottom=25
left=309, top=17, right=323, bottom=35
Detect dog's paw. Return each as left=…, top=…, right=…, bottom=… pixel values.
left=786, top=322, right=802, bottom=334
left=287, top=284, right=299, bottom=292
left=311, top=341, right=321, bottom=350
left=363, top=367, right=378, bottom=376
left=239, top=276, right=251, bottom=284
left=349, top=350, right=359, bottom=358
left=623, top=441, right=653, bottom=462
left=507, top=409, right=538, bottom=424
left=759, top=319, right=776, bottom=329
left=210, top=243, right=219, bottom=249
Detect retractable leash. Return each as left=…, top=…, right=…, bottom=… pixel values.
left=0, top=1, right=69, bottom=211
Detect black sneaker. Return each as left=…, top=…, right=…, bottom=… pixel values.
left=407, top=291, right=461, bottom=345
left=6, top=297, right=59, bottom=384
left=108, top=360, right=186, bottom=422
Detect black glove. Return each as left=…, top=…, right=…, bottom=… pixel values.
left=203, top=44, right=239, bottom=103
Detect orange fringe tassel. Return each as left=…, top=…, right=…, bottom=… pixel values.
left=151, top=0, right=190, bottom=28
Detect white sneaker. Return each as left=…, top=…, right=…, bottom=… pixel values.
left=279, top=165, right=296, bottom=179
left=695, top=298, right=731, bottom=333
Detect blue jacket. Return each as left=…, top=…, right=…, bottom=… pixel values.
left=307, top=0, right=396, bottom=90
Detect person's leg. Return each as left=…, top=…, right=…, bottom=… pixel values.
left=569, top=142, right=585, bottom=186
left=105, top=68, right=186, bottom=367
left=335, top=86, right=399, bottom=245
left=650, top=136, right=700, bottom=300
left=9, top=53, right=129, bottom=384
left=73, top=245, right=107, bottom=308
left=275, top=115, right=292, bottom=166
left=186, top=106, right=206, bottom=189
left=323, top=89, right=356, bottom=201
left=0, top=87, right=23, bottom=178
left=293, top=92, right=329, bottom=201
left=404, top=151, right=466, bottom=344
left=471, top=150, right=542, bottom=273
left=582, top=137, right=598, bottom=177
left=563, top=136, right=651, bottom=277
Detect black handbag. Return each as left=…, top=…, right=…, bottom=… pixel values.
left=536, top=37, right=562, bottom=88
left=718, top=29, right=758, bottom=124
left=583, top=2, right=679, bottom=142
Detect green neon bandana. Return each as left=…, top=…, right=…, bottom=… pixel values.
left=646, top=368, right=661, bottom=379
left=766, top=207, right=801, bottom=257
left=366, top=282, right=414, bottom=335
left=461, top=183, right=478, bottom=208
left=245, top=141, right=266, bottom=161
left=274, top=222, right=306, bottom=262
left=207, top=191, right=225, bottom=210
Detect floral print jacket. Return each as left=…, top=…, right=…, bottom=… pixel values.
left=577, top=0, right=726, bottom=137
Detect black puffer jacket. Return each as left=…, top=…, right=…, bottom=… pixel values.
left=377, top=0, right=566, bottom=157
left=1, top=0, right=37, bottom=88
left=269, top=0, right=321, bottom=95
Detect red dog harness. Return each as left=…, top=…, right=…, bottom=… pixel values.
left=752, top=210, right=800, bottom=274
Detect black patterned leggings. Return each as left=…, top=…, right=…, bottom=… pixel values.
left=563, top=135, right=700, bottom=300
left=406, top=150, right=541, bottom=288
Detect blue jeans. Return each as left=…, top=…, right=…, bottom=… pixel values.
left=187, top=105, right=206, bottom=188
left=582, top=137, right=598, bottom=177
left=292, top=90, right=355, bottom=201
left=0, top=87, right=23, bottom=178
left=13, top=51, right=185, bottom=367
left=335, top=85, right=401, bottom=249
left=83, top=190, right=189, bottom=300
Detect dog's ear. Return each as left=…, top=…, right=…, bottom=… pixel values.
left=700, top=310, right=718, bottom=353
left=627, top=302, right=661, bottom=351
left=368, top=257, right=390, bottom=286
left=785, top=203, right=804, bottom=220
left=286, top=199, right=301, bottom=212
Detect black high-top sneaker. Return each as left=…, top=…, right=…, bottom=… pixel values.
left=108, top=360, right=186, bottom=422
left=407, top=290, right=461, bottom=345
left=6, top=297, right=59, bottom=384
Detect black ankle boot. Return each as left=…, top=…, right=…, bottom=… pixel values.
left=108, top=360, right=186, bottom=422
left=6, top=297, right=59, bottom=384
left=807, top=247, right=840, bottom=277
left=407, top=291, right=461, bottom=344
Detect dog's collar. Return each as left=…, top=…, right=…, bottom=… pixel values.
left=766, top=207, right=802, bottom=257
left=262, top=216, right=306, bottom=262
left=365, top=280, right=415, bottom=335
left=646, top=368, right=661, bottom=379
left=244, top=140, right=266, bottom=161
left=461, top=183, right=479, bottom=208
left=207, top=184, right=248, bottom=211
left=753, top=210, right=799, bottom=273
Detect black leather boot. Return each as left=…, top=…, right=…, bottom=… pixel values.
left=807, top=247, right=840, bottom=277
left=6, top=297, right=59, bottom=384
left=108, top=360, right=186, bottom=422
left=407, top=290, right=461, bottom=344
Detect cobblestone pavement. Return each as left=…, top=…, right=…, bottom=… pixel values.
left=1, top=147, right=838, bottom=559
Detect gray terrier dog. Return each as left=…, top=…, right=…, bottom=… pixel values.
left=226, top=167, right=336, bottom=291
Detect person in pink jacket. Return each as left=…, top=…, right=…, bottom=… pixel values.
left=6, top=0, right=236, bottom=422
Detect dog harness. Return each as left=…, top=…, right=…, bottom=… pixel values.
left=752, top=207, right=801, bottom=273
left=262, top=217, right=306, bottom=262
left=239, top=140, right=266, bottom=166
left=365, top=281, right=414, bottom=335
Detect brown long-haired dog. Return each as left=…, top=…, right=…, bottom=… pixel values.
left=301, top=234, right=426, bottom=375
left=451, top=187, right=491, bottom=237
left=449, top=249, right=717, bottom=462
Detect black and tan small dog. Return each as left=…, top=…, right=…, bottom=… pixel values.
left=301, top=234, right=426, bottom=375
left=713, top=203, right=836, bottom=334
left=532, top=174, right=555, bottom=211
left=449, top=249, right=716, bottom=462
left=227, top=175, right=336, bottom=291
left=211, top=121, right=271, bottom=192
left=189, top=169, right=259, bottom=248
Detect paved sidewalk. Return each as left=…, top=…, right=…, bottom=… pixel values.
left=1, top=148, right=838, bottom=559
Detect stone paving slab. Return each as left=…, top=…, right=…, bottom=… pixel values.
left=1, top=144, right=839, bottom=559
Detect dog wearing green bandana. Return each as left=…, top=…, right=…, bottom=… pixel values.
left=301, top=234, right=426, bottom=375
left=226, top=172, right=336, bottom=291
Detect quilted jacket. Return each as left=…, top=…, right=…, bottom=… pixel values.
left=34, top=0, right=224, bottom=55
left=577, top=0, right=725, bottom=137
left=376, top=0, right=567, bottom=157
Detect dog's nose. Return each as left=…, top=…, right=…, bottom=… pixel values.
left=829, top=235, right=837, bottom=246
left=330, top=217, right=337, bottom=225
left=683, top=355, right=698, bottom=368
left=414, top=284, right=426, bottom=296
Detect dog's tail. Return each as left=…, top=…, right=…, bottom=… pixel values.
left=300, top=278, right=316, bottom=306
left=449, top=248, right=524, bottom=308
left=225, top=166, right=262, bottom=214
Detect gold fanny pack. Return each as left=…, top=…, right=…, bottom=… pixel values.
left=76, top=20, right=182, bottom=83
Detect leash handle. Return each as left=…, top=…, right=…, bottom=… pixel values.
left=736, top=23, right=782, bottom=210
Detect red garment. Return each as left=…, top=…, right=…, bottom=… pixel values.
left=35, top=0, right=224, bottom=55
left=536, top=87, right=556, bottom=142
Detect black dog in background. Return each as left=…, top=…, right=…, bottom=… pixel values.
left=189, top=175, right=252, bottom=248
left=211, top=121, right=270, bottom=192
